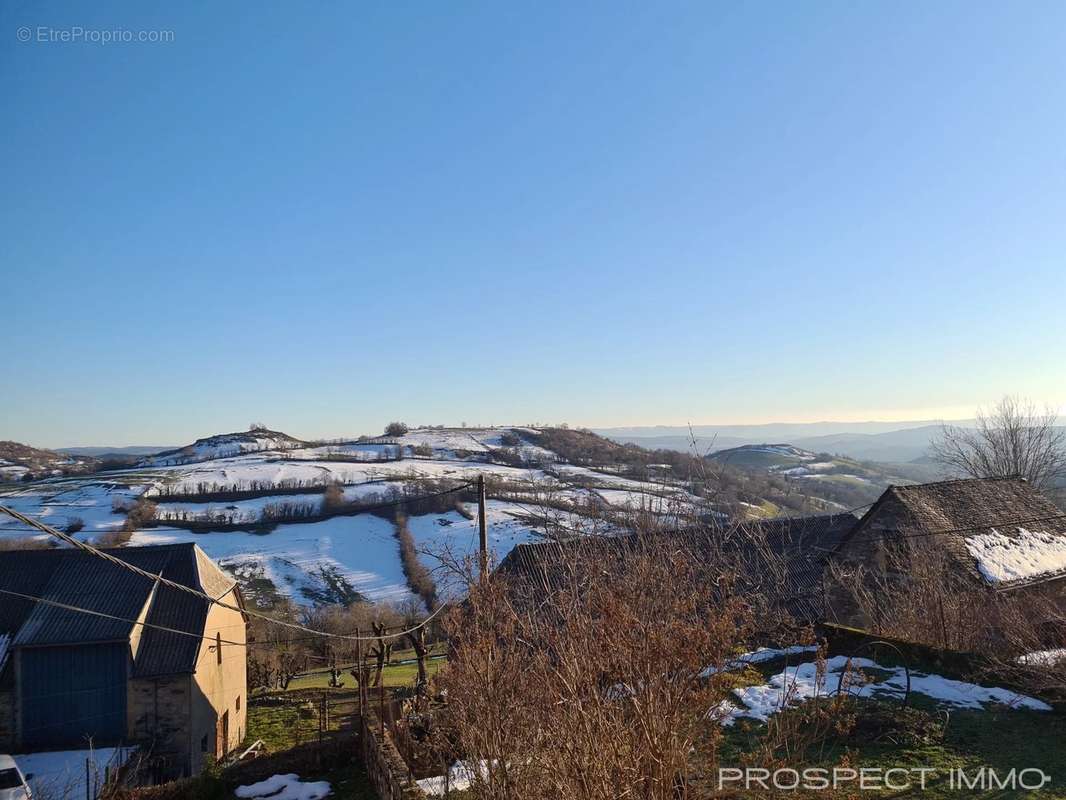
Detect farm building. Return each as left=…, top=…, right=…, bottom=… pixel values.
left=0, top=542, right=247, bottom=780
left=830, top=477, right=1066, bottom=636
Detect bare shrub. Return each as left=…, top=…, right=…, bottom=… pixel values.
left=434, top=534, right=764, bottom=799
left=828, top=534, right=1066, bottom=702
left=323, top=483, right=345, bottom=510
left=123, top=498, right=157, bottom=531
left=65, top=516, right=85, bottom=534
left=385, top=421, right=410, bottom=437
left=412, top=442, right=434, bottom=458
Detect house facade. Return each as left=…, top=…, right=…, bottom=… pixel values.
left=0, top=543, right=246, bottom=779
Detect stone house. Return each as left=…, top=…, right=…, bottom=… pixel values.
left=0, top=542, right=247, bottom=780
left=830, top=477, right=1066, bottom=640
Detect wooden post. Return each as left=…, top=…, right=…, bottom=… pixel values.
left=478, top=474, right=488, bottom=579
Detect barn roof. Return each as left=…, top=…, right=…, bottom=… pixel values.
left=496, top=513, right=857, bottom=622
left=843, top=477, right=1066, bottom=588
left=0, top=543, right=238, bottom=677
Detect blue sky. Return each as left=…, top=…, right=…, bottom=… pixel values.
left=3, top=1, right=1065, bottom=446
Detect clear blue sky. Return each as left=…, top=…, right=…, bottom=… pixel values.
left=3, top=1, right=1065, bottom=447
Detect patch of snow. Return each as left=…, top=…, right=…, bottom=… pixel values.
left=15, top=747, right=133, bottom=800
left=719, top=655, right=1051, bottom=726
left=235, top=773, right=332, bottom=800
left=1017, top=648, right=1066, bottom=667
left=417, top=761, right=483, bottom=795
left=701, top=645, right=818, bottom=677
left=964, top=526, right=1066, bottom=584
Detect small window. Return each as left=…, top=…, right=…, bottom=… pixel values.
left=200, top=734, right=208, bottom=753
left=236, top=695, right=241, bottom=711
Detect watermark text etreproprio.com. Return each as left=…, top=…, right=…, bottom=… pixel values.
left=17, top=26, right=175, bottom=44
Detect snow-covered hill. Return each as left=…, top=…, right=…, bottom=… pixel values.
left=1, top=425, right=696, bottom=610
left=140, top=429, right=305, bottom=466
left=0, top=441, right=99, bottom=480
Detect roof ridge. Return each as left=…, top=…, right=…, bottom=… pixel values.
left=893, top=476, right=1028, bottom=492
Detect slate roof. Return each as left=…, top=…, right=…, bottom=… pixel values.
left=840, top=477, right=1066, bottom=588
left=0, top=543, right=239, bottom=677
left=496, top=513, right=857, bottom=622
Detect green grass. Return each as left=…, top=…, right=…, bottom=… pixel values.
left=247, top=699, right=324, bottom=751
left=720, top=698, right=1066, bottom=798
left=286, top=655, right=446, bottom=690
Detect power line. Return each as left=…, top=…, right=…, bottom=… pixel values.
left=0, top=497, right=459, bottom=642
left=0, top=586, right=248, bottom=647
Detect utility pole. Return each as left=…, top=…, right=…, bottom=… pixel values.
left=478, top=474, right=488, bottom=579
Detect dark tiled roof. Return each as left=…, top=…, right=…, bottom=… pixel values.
left=844, top=477, right=1066, bottom=587
left=0, top=543, right=238, bottom=677
left=496, top=513, right=857, bottom=622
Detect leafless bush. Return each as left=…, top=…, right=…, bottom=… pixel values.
left=65, top=516, right=85, bottom=534
left=433, top=533, right=774, bottom=799
left=323, top=483, right=345, bottom=510
left=828, top=536, right=1066, bottom=701
left=123, top=498, right=157, bottom=531
left=386, top=421, right=410, bottom=437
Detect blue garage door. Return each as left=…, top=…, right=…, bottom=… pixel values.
left=21, top=644, right=127, bottom=747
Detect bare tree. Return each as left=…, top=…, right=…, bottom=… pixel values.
left=931, top=396, right=1066, bottom=489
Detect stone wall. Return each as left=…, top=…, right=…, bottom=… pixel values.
left=361, top=709, right=426, bottom=800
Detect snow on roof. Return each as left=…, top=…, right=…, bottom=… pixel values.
left=964, top=526, right=1066, bottom=585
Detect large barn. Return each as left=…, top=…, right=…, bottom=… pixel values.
left=0, top=542, right=247, bottom=780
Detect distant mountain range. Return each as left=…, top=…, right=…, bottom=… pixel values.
left=595, top=420, right=973, bottom=464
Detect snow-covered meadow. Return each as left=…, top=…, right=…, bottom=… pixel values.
left=0, top=426, right=702, bottom=608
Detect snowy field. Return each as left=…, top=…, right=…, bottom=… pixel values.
left=153, top=482, right=396, bottom=525
left=406, top=501, right=543, bottom=591
left=0, top=479, right=147, bottom=542
left=0, top=426, right=702, bottom=609
left=131, top=514, right=412, bottom=607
